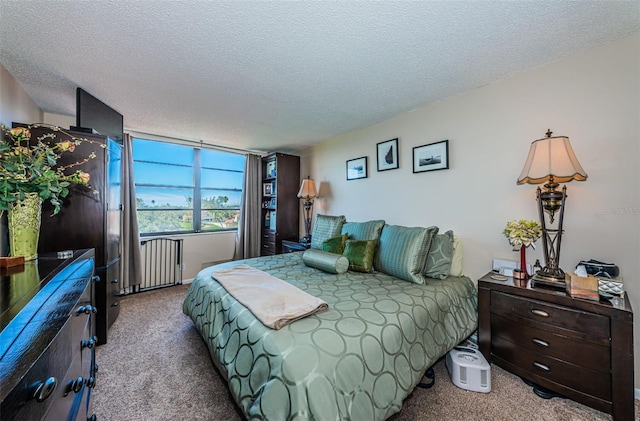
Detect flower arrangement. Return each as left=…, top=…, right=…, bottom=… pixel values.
left=1, top=124, right=100, bottom=215
left=503, top=219, right=542, bottom=250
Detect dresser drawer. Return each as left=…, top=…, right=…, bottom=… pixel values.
left=491, top=291, right=610, bottom=340
left=492, top=343, right=612, bottom=401
left=261, top=241, right=275, bottom=255
left=262, top=231, right=275, bottom=242
left=491, top=314, right=610, bottom=372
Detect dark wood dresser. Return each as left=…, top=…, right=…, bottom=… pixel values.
left=478, top=273, right=634, bottom=421
left=0, top=249, right=98, bottom=420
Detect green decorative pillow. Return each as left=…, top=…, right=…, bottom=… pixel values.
left=310, top=214, right=346, bottom=250
left=340, top=220, right=385, bottom=241
left=302, top=249, right=349, bottom=274
left=374, top=224, right=438, bottom=284
left=322, top=234, right=348, bottom=254
left=424, top=230, right=455, bottom=279
left=343, top=239, right=377, bottom=273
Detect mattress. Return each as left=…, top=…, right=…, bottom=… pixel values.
left=183, top=251, right=478, bottom=420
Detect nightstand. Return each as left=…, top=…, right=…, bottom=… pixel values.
left=478, top=272, right=634, bottom=421
left=281, top=240, right=310, bottom=253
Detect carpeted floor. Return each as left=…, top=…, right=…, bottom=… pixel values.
left=93, top=284, right=635, bottom=420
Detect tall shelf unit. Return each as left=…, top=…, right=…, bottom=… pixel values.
left=261, top=153, right=300, bottom=255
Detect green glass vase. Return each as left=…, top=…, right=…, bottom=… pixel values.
left=8, top=193, right=42, bottom=261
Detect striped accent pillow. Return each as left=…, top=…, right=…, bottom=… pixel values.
left=374, top=224, right=439, bottom=284
left=424, top=230, right=455, bottom=279
left=340, top=220, right=385, bottom=241
left=310, top=214, right=346, bottom=250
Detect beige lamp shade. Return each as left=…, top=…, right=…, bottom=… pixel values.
left=517, top=134, right=588, bottom=185
left=297, top=178, right=318, bottom=200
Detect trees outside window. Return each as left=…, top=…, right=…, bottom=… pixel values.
left=133, top=138, right=245, bottom=235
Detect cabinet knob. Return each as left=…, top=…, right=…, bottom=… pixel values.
left=111, top=301, right=119, bottom=307
left=82, top=336, right=98, bottom=349
left=32, top=377, right=57, bottom=402
left=92, top=275, right=100, bottom=282
left=66, top=377, right=84, bottom=395
left=76, top=305, right=97, bottom=315
left=111, top=278, right=119, bottom=284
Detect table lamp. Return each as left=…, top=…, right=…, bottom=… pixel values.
left=517, top=130, right=587, bottom=285
left=297, top=177, right=318, bottom=244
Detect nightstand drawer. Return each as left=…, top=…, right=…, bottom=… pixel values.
left=492, top=344, right=612, bottom=401
left=491, top=314, right=610, bottom=372
left=491, top=291, right=610, bottom=340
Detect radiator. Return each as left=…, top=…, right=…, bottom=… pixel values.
left=138, top=238, right=183, bottom=292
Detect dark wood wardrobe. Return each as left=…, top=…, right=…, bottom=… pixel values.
left=16, top=124, right=122, bottom=345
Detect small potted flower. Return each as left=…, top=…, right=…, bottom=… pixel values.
left=503, top=219, right=542, bottom=279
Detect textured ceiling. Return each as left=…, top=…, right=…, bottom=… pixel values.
left=1, top=1, right=638, bottom=153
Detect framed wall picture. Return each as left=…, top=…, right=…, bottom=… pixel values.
left=413, top=140, right=449, bottom=173
left=377, top=138, right=399, bottom=171
left=346, top=156, right=368, bottom=180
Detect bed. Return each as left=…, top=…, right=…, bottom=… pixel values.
left=183, top=220, right=478, bottom=420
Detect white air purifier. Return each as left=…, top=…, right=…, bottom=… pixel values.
left=446, top=346, right=491, bottom=393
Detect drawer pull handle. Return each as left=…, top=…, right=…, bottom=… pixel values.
left=65, top=377, right=84, bottom=396
left=533, top=362, right=550, bottom=372
left=76, top=305, right=97, bottom=315
left=32, top=377, right=57, bottom=402
left=532, top=338, right=549, bottom=347
left=82, top=336, right=98, bottom=349
left=531, top=309, right=549, bottom=317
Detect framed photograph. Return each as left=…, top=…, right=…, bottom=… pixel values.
left=346, top=156, right=368, bottom=180
left=413, top=140, right=449, bottom=173
left=263, top=182, right=272, bottom=196
left=377, top=138, right=399, bottom=171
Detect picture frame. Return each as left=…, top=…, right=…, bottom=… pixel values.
left=376, top=138, right=399, bottom=172
left=346, top=156, right=368, bottom=180
left=263, top=182, right=272, bottom=196
left=413, top=140, right=449, bottom=173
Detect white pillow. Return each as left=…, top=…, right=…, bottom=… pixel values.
left=449, top=235, right=464, bottom=277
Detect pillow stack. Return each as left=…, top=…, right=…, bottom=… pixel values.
left=303, top=215, right=462, bottom=279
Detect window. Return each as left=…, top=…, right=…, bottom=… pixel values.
left=133, top=138, right=245, bottom=235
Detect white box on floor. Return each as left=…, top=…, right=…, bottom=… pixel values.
left=446, top=346, right=491, bottom=393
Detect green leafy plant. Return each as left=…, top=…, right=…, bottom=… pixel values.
left=1, top=124, right=102, bottom=215
left=503, top=219, right=542, bottom=250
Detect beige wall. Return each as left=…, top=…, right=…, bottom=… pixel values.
left=0, top=63, right=42, bottom=128
left=305, top=34, right=640, bottom=387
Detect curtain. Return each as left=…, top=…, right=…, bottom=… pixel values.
left=234, top=153, right=262, bottom=260
left=120, top=133, right=143, bottom=291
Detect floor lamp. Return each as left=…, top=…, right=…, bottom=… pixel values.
left=297, top=177, right=318, bottom=244
left=517, top=130, right=587, bottom=286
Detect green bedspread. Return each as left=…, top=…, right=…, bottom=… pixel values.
left=183, top=252, right=478, bottom=420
